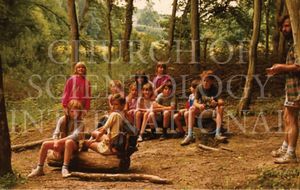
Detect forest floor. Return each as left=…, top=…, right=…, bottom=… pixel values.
left=10, top=111, right=300, bottom=189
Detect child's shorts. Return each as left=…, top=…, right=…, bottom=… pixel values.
left=198, top=109, right=216, bottom=119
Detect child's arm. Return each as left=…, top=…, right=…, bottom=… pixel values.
left=193, top=99, right=205, bottom=110
left=124, top=97, right=130, bottom=111
left=92, top=128, right=106, bottom=141
left=66, top=121, right=85, bottom=142
left=152, top=101, right=175, bottom=112
left=52, top=116, right=67, bottom=139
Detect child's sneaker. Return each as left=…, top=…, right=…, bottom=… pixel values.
left=137, top=135, right=143, bottom=142
left=62, top=167, right=71, bottom=178
left=274, top=153, right=298, bottom=164
left=159, top=134, right=167, bottom=141
left=27, top=167, right=44, bottom=178
left=214, top=135, right=227, bottom=141
left=271, top=147, right=287, bottom=158
left=180, top=135, right=195, bottom=146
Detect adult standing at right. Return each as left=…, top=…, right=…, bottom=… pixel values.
left=266, top=15, right=300, bottom=164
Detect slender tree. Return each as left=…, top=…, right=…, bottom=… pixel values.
left=168, top=0, right=178, bottom=57
left=285, top=1, right=300, bottom=59
left=190, top=0, right=200, bottom=69
left=106, top=0, right=113, bottom=77
left=121, top=0, right=134, bottom=64
left=264, top=0, right=270, bottom=59
left=237, top=0, right=262, bottom=116
left=67, top=0, right=80, bottom=69
left=272, top=0, right=286, bottom=62
left=0, top=55, right=13, bottom=176
left=179, top=0, right=191, bottom=42
left=79, top=0, right=90, bottom=30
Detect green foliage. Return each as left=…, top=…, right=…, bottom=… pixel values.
left=136, top=1, right=160, bottom=27
left=247, top=167, right=300, bottom=189
left=0, top=172, right=25, bottom=189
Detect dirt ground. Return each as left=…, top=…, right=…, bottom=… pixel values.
left=9, top=112, right=300, bottom=189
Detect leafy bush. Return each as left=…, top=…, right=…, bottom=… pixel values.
left=0, top=172, right=25, bottom=189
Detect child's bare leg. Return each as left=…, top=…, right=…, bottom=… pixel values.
left=163, top=111, right=171, bottom=129
left=135, top=111, right=143, bottom=130
left=62, top=139, right=78, bottom=177
left=28, top=140, right=62, bottom=177
left=140, top=112, right=150, bottom=135
left=148, top=111, right=158, bottom=129
left=174, top=112, right=182, bottom=131
left=37, top=141, right=55, bottom=165
left=181, top=107, right=199, bottom=145
left=184, top=110, right=189, bottom=128
left=214, top=100, right=227, bottom=140
left=174, top=110, right=185, bottom=133
left=187, top=106, right=198, bottom=135
left=63, top=139, right=78, bottom=165
left=89, top=135, right=107, bottom=153
left=216, top=106, right=224, bottom=127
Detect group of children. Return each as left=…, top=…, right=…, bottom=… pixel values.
left=28, top=61, right=227, bottom=178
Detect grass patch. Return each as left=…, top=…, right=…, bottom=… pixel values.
left=246, top=167, right=300, bottom=189
left=0, top=172, right=25, bottom=189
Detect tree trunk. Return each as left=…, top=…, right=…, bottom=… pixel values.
left=237, top=0, right=262, bottom=116
left=67, top=0, right=80, bottom=69
left=121, top=0, right=134, bottom=64
left=0, top=55, right=13, bottom=176
left=106, top=0, right=113, bottom=77
left=190, top=0, right=200, bottom=70
left=179, top=0, right=191, bottom=42
left=272, top=0, right=286, bottom=61
left=285, top=1, right=300, bottom=60
left=265, top=0, right=270, bottom=59
left=79, top=0, right=90, bottom=30
left=203, top=38, right=209, bottom=64
left=168, top=0, right=178, bottom=57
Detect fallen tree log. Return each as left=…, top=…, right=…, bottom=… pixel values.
left=12, top=138, right=52, bottom=152
left=47, top=150, right=130, bottom=171
left=69, top=172, right=172, bottom=184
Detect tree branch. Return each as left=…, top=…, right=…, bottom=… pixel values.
left=69, top=172, right=172, bottom=184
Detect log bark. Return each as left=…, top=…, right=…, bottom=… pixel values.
left=11, top=138, right=52, bottom=152
left=237, top=0, right=262, bottom=116
left=69, top=172, right=172, bottom=184
left=47, top=150, right=128, bottom=171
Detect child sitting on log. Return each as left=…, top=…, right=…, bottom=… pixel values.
left=85, top=94, right=128, bottom=155
left=28, top=100, right=85, bottom=178
left=174, top=79, right=199, bottom=138
left=181, top=70, right=226, bottom=146
left=124, top=83, right=138, bottom=125
left=152, top=84, right=177, bottom=140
